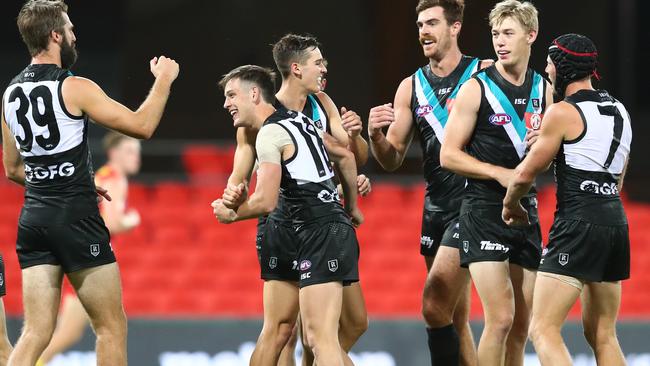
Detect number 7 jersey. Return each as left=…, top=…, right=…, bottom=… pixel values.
left=3, top=64, right=98, bottom=226
left=555, top=89, right=632, bottom=224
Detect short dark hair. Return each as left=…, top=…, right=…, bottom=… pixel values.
left=272, top=34, right=321, bottom=79
left=415, top=0, right=465, bottom=25
left=218, top=65, right=277, bottom=103
left=17, top=0, right=69, bottom=57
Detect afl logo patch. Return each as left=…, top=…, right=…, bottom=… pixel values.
left=530, top=113, right=542, bottom=130
left=416, top=105, right=433, bottom=117
left=489, top=113, right=512, bottom=126
left=299, top=260, right=312, bottom=271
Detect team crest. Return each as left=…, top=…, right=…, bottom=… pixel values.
left=463, top=241, right=469, bottom=253
left=532, top=98, right=540, bottom=109
left=416, top=105, right=433, bottom=117
left=269, top=257, right=278, bottom=269
left=328, top=259, right=339, bottom=272
left=90, top=244, right=100, bottom=257
left=314, top=119, right=323, bottom=130
left=530, top=113, right=542, bottom=130
left=559, top=253, right=569, bottom=266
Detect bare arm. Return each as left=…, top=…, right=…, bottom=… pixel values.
left=440, top=79, right=512, bottom=187
left=63, top=56, right=179, bottom=139
left=1, top=109, right=25, bottom=186
left=317, top=92, right=369, bottom=166
left=227, top=162, right=282, bottom=222
left=323, top=132, right=363, bottom=225
left=618, top=157, right=629, bottom=192
left=97, top=176, right=139, bottom=234
left=222, top=128, right=257, bottom=208
left=369, top=77, right=416, bottom=172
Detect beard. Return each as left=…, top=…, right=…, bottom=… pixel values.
left=60, top=34, right=78, bottom=69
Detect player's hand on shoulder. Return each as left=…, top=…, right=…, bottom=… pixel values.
left=150, top=56, right=180, bottom=82
left=211, top=199, right=236, bottom=224
left=368, top=103, right=394, bottom=140
left=502, top=202, right=529, bottom=227
left=340, top=107, right=362, bottom=138
left=222, top=181, right=248, bottom=209
left=357, top=174, right=371, bottom=196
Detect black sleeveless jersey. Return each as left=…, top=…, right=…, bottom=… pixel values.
left=262, top=109, right=348, bottom=225
left=466, top=65, right=547, bottom=204
left=268, top=95, right=331, bottom=225
left=3, top=64, right=97, bottom=225
left=554, top=90, right=631, bottom=225
left=411, top=56, right=480, bottom=211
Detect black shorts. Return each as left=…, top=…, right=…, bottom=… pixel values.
left=540, top=219, right=630, bottom=282
left=459, top=201, right=542, bottom=270
left=420, top=209, right=460, bottom=257
left=0, top=255, right=6, bottom=297
left=256, top=217, right=299, bottom=282
left=296, top=220, right=359, bottom=288
left=16, top=213, right=116, bottom=273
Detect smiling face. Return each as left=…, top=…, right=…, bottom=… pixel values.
left=294, top=47, right=327, bottom=94
left=223, top=78, right=256, bottom=128
left=491, top=16, right=536, bottom=68
left=417, top=6, right=458, bottom=61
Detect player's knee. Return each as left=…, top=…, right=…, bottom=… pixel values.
left=93, top=309, right=127, bottom=339
left=508, top=315, right=530, bottom=343
left=485, top=312, right=514, bottom=340
left=20, top=325, right=55, bottom=349
left=343, top=312, right=368, bottom=339
left=583, top=325, right=617, bottom=351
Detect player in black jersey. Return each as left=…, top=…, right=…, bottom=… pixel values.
left=212, top=65, right=363, bottom=366
left=221, top=35, right=370, bottom=366
left=440, top=1, right=552, bottom=365
left=503, top=34, right=631, bottom=366
left=1, top=1, right=179, bottom=365
left=369, top=1, right=490, bottom=364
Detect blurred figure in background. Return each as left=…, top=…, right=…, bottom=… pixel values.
left=37, top=132, right=141, bottom=365
left=0, top=256, right=13, bottom=365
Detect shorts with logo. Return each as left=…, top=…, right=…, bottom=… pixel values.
left=296, top=219, right=359, bottom=288
left=0, top=255, right=6, bottom=297
left=16, top=213, right=115, bottom=273
left=459, top=200, right=542, bottom=269
left=539, top=218, right=630, bottom=282
left=256, top=217, right=299, bottom=282
left=420, top=208, right=460, bottom=257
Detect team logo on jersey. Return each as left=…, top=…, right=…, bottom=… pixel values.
left=314, top=119, right=323, bottom=130
left=0, top=273, right=3, bottom=287
left=269, top=257, right=278, bottom=269
left=559, top=253, right=569, bottom=266
left=463, top=241, right=469, bottom=253
left=416, top=104, right=433, bottom=117
left=328, top=259, right=339, bottom=272
left=530, top=113, right=542, bottom=130
left=489, top=113, right=512, bottom=126
left=90, top=244, right=100, bottom=257
left=299, top=260, right=312, bottom=271
left=532, top=98, right=540, bottom=109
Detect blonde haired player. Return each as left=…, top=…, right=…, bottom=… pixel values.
left=441, top=1, right=553, bottom=365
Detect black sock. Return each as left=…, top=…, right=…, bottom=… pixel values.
left=426, top=324, right=460, bottom=366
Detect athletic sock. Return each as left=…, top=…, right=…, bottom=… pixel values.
left=426, top=324, right=460, bottom=366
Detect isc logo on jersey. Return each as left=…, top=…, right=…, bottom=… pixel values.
left=489, top=113, right=512, bottom=126
left=24, top=162, right=75, bottom=182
